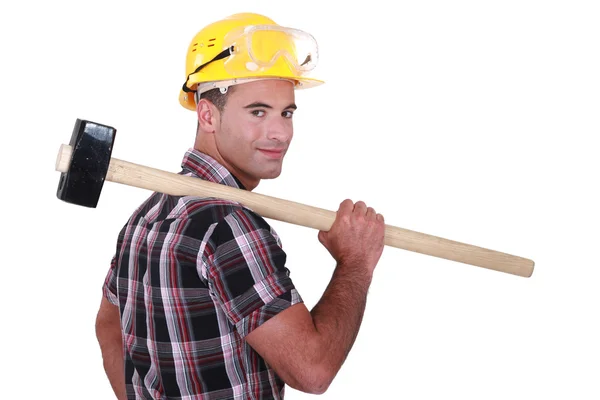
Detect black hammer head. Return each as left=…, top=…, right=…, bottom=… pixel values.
left=56, top=119, right=117, bottom=208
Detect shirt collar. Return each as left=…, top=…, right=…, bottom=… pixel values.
left=181, top=148, right=246, bottom=190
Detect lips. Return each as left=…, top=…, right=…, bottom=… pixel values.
left=258, top=148, right=286, bottom=159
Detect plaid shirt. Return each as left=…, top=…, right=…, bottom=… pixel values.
left=102, top=149, right=303, bottom=399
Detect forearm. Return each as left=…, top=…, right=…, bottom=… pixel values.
left=310, top=262, right=372, bottom=377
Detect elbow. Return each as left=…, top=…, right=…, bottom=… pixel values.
left=289, top=364, right=335, bottom=395
left=309, top=364, right=334, bottom=394
left=292, top=338, right=339, bottom=394
left=306, top=378, right=332, bottom=395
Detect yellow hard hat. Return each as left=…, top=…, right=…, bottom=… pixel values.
left=179, top=13, right=324, bottom=111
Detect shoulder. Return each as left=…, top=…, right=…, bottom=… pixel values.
left=177, top=195, right=246, bottom=221
left=172, top=196, right=280, bottom=245
left=219, top=206, right=272, bottom=233
left=210, top=206, right=282, bottom=247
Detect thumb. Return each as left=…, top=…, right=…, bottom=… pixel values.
left=318, top=230, right=327, bottom=245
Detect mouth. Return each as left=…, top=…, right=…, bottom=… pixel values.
left=258, top=148, right=286, bottom=159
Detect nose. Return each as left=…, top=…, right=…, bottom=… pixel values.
left=266, top=116, right=293, bottom=143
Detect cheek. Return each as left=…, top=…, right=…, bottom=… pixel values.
left=237, top=119, right=263, bottom=143
left=219, top=120, right=260, bottom=157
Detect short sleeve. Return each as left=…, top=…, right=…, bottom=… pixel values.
left=206, top=208, right=303, bottom=338
left=102, top=255, right=119, bottom=306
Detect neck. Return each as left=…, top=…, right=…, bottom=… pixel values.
left=193, top=138, right=259, bottom=191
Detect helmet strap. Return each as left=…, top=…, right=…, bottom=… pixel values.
left=181, top=46, right=234, bottom=93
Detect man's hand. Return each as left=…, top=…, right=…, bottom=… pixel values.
left=318, top=199, right=385, bottom=276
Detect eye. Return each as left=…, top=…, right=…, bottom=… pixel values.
left=251, top=110, right=265, bottom=117
left=282, top=110, right=294, bottom=119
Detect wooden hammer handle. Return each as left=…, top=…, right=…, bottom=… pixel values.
left=105, top=156, right=534, bottom=278
left=56, top=144, right=534, bottom=277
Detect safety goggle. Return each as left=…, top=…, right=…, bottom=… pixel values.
left=181, top=25, right=318, bottom=93
left=222, top=25, right=318, bottom=74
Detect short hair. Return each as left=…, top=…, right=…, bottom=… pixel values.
left=195, top=86, right=235, bottom=134
left=197, top=86, right=236, bottom=114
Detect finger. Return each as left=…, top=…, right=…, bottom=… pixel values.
left=354, top=201, right=367, bottom=214
left=338, top=199, right=354, bottom=214
left=366, top=207, right=376, bottom=219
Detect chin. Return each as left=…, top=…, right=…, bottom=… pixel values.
left=259, top=168, right=283, bottom=180
left=263, top=172, right=282, bottom=180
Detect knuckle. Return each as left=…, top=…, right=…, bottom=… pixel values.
left=337, top=199, right=352, bottom=214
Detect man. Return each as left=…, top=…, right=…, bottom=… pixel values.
left=96, top=12, right=385, bottom=399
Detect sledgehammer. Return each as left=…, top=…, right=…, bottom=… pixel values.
left=55, top=119, right=535, bottom=278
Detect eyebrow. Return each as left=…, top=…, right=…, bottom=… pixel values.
left=244, top=102, right=297, bottom=110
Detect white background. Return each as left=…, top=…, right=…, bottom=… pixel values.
left=1, top=1, right=599, bottom=399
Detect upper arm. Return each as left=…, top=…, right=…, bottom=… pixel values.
left=97, top=255, right=121, bottom=335
left=95, top=295, right=122, bottom=348
left=205, top=209, right=327, bottom=392
left=206, top=209, right=303, bottom=336
left=245, top=303, right=330, bottom=394
left=96, top=295, right=120, bottom=327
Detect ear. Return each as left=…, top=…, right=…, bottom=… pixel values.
left=196, top=98, right=219, bottom=134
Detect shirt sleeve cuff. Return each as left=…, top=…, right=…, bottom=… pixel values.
left=235, top=288, right=303, bottom=338
left=102, top=282, right=119, bottom=306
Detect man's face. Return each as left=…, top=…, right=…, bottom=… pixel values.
left=214, top=79, right=296, bottom=187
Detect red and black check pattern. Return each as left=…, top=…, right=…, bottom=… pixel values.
left=103, top=149, right=303, bottom=399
